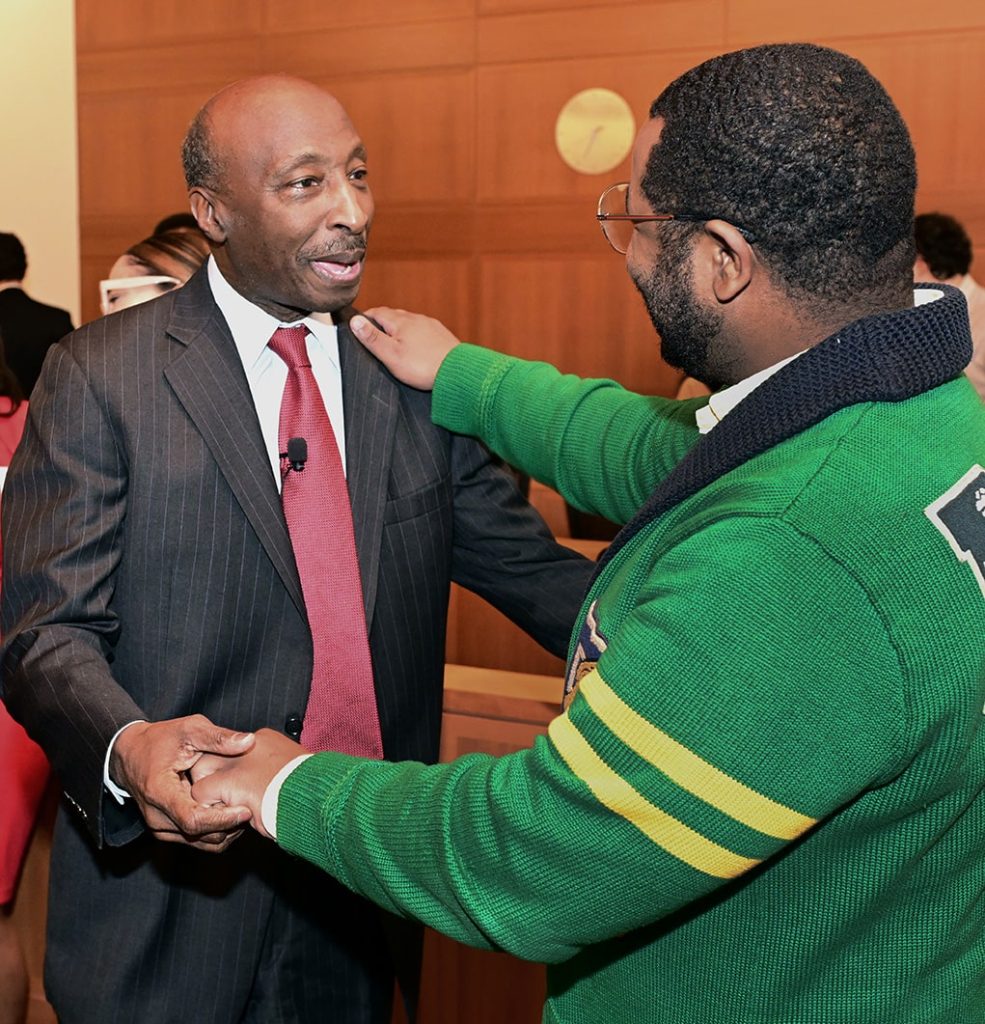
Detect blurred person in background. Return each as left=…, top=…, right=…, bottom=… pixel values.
left=152, top=211, right=200, bottom=235
left=100, top=224, right=210, bottom=315
left=914, top=211, right=985, bottom=398
left=0, top=233, right=73, bottom=397
left=0, top=334, right=41, bottom=1024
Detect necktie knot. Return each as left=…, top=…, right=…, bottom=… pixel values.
left=268, top=325, right=311, bottom=369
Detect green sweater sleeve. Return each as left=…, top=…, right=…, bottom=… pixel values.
left=431, top=344, right=702, bottom=525
left=276, top=517, right=906, bottom=965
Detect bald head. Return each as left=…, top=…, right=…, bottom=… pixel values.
left=182, top=75, right=373, bottom=320
left=183, top=76, right=350, bottom=194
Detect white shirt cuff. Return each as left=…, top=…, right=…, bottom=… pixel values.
left=261, top=754, right=312, bottom=839
left=103, top=720, right=146, bottom=804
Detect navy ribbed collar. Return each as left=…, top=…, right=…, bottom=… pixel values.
left=593, top=284, right=973, bottom=578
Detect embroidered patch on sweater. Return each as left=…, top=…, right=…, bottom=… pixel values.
left=925, top=464, right=985, bottom=600
left=563, top=600, right=609, bottom=709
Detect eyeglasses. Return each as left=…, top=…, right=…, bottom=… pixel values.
left=99, top=274, right=182, bottom=316
left=596, top=182, right=756, bottom=254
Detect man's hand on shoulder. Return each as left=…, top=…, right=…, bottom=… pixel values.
left=350, top=307, right=461, bottom=391
left=110, top=715, right=256, bottom=852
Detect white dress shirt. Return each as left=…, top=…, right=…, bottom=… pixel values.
left=206, top=256, right=348, bottom=482
left=693, top=352, right=803, bottom=434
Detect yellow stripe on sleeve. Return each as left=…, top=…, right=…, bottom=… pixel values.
left=577, top=670, right=817, bottom=841
left=548, top=714, right=761, bottom=879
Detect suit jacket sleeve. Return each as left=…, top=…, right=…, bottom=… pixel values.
left=448, top=434, right=594, bottom=659
left=0, top=342, right=143, bottom=846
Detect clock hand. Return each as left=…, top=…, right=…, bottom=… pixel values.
left=582, top=124, right=604, bottom=160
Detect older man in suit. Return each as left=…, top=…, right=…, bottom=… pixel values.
left=0, top=76, right=591, bottom=1024
left=0, top=233, right=74, bottom=396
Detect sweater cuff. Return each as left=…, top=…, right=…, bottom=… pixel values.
left=275, top=751, right=364, bottom=871
left=432, top=344, right=517, bottom=435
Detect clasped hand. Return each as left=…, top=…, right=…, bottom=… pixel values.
left=113, top=718, right=305, bottom=849
left=190, top=728, right=306, bottom=841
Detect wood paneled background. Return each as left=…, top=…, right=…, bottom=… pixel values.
left=76, top=0, right=985, bottom=392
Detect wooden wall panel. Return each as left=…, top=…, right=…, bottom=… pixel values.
left=356, top=258, right=473, bottom=338
left=77, top=38, right=265, bottom=94
left=77, top=91, right=202, bottom=216
left=77, top=89, right=204, bottom=322
left=479, top=1, right=726, bottom=64
left=480, top=0, right=629, bottom=11
left=75, top=0, right=264, bottom=51
left=478, top=258, right=681, bottom=395
left=370, top=204, right=476, bottom=258
left=415, top=935, right=544, bottom=1024
left=324, top=71, right=476, bottom=203
left=261, top=0, right=475, bottom=32
left=261, top=20, right=475, bottom=79
left=726, top=0, right=985, bottom=46
left=476, top=201, right=603, bottom=260
left=77, top=23, right=473, bottom=95
left=447, top=583, right=567, bottom=676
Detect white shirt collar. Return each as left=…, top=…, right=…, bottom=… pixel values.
left=694, top=287, right=944, bottom=434
left=206, top=256, right=339, bottom=370
left=694, top=351, right=802, bottom=434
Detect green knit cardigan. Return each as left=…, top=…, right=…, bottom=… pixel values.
left=279, top=288, right=985, bottom=1023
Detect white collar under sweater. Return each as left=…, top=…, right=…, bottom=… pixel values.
left=694, top=287, right=944, bottom=434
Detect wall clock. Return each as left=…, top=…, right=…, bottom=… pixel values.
left=554, top=88, right=636, bottom=175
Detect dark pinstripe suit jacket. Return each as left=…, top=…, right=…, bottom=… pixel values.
left=0, top=268, right=591, bottom=1023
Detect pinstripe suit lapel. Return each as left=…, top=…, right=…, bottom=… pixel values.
left=338, top=319, right=398, bottom=626
left=162, top=271, right=306, bottom=618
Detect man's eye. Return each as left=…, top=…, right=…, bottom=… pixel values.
left=290, top=177, right=320, bottom=190
left=349, top=167, right=369, bottom=183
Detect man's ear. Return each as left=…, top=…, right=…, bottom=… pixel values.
left=700, top=219, right=755, bottom=304
left=189, top=188, right=227, bottom=244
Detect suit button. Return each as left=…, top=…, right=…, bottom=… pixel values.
left=284, top=714, right=303, bottom=740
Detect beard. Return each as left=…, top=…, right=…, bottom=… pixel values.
left=630, top=236, right=727, bottom=390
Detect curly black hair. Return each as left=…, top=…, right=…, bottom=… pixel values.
left=914, top=212, right=972, bottom=280
left=645, top=43, right=915, bottom=310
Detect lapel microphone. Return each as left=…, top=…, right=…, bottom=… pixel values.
left=280, top=436, right=308, bottom=475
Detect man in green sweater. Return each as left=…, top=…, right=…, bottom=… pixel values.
left=193, top=44, right=985, bottom=1022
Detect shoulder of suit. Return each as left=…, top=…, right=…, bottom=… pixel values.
left=61, top=288, right=183, bottom=359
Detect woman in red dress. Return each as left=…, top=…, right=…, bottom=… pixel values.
left=0, top=339, right=44, bottom=1024
left=0, top=224, right=208, bottom=1023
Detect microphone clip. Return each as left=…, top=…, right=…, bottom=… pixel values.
left=280, top=436, right=308, bottom=475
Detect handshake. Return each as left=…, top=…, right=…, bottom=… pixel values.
left=111, top=717, right=308, bottom=851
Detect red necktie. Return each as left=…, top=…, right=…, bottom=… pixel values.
left=268, top=326, right=383, bottom=757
